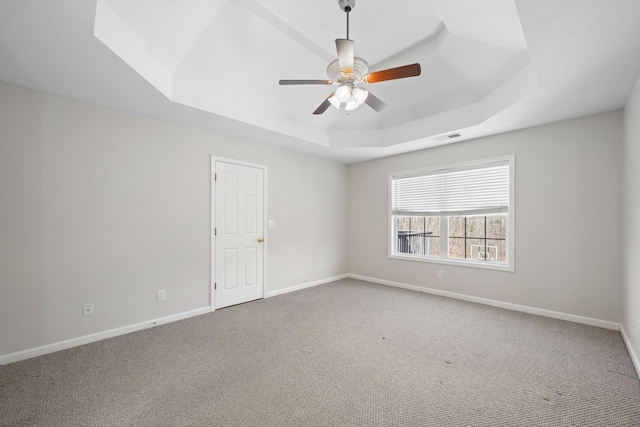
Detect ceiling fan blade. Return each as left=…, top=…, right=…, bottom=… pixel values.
left=313, top=96, right=334, bottom=115
left=336, top=39, right=355, bottom=74
left=279, top=79, right=333, bottom=85
left=364, top=91, right=388, bottom=112
left=362, top=63, right=421, bottom=84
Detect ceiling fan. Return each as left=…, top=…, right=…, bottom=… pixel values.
left=279, top=0, right=422, bottom=115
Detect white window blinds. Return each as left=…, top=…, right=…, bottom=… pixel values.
left=392, top=161, right=510, bottom=216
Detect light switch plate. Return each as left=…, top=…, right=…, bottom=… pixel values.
left=268, top=220, right=276, bottom=228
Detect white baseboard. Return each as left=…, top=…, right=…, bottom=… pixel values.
left=1, top=274, right=625, bottom=367
left=349, top=274, right=621, bottom=331
left=1, top=274, right=349, bottom=365
left=266, top=274, right=349, bottom=298
left=0, top=306, right=211, bottom=365
left=620, top=325, right=640, bottom=377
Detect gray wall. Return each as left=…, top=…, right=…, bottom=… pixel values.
left=623, top=73, right=640, bottom=363
left=348, top=111, right=624, bottom=323
left=0, top=82, right=348, bottom=357
left=0, top=79, right=630, bottom=361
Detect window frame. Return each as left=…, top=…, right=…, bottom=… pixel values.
left=388, top=155, right=515, bottom=272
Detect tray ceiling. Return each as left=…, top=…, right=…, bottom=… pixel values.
left=1, top=0, right=639, bottom=163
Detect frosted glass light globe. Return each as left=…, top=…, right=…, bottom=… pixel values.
left=345, top=98, right=359, bottom=111
left=352, top=87, right=369, bottom=105
left=329, top=94, right=341, bottom=109
left=335, top=84, right=352, bottom=103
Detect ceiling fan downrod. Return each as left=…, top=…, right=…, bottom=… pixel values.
left=338, top=0, right=356, bottom=39
left=346, top=8, right=349, bottom=39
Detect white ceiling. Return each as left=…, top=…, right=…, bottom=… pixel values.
left=1, top=0, right=639, bottom=163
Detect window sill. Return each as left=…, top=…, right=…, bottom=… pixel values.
left=389, top=253, right=514, bottom=272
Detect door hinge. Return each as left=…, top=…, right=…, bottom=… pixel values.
left=214, top=173, right=217, bottom=181
left=215, top=228, right=217, bottom=236
left=214, top=282, right=217, bottom=290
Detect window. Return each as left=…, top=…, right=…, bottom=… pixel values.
left=389, top=156, right=514, bottom=271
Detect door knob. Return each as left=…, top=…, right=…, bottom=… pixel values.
left=258, top=238, right=264, bottom=243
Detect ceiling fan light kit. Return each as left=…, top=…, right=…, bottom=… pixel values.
left=279, top=0, right=422, bottom=115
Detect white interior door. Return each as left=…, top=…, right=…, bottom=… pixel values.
left=214, top=160, right=265, bottom=309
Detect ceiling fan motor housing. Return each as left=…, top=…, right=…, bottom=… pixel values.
left=338, top=0, right=356, bottom=12
left=327, top=57, right=369, bottom=82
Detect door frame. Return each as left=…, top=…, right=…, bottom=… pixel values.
left=210, top=156, right=268, bottom=312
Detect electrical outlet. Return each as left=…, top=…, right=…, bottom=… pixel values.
left=83, top=303, right=94, bottom=317
left=319, top=263, right=323, bottom=270
left=437, top=270, right=444, bottom=279
left=157, top=290, right=166, bottom=301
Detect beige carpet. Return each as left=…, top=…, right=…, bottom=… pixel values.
left=1, top=278, right=640, bottom=426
